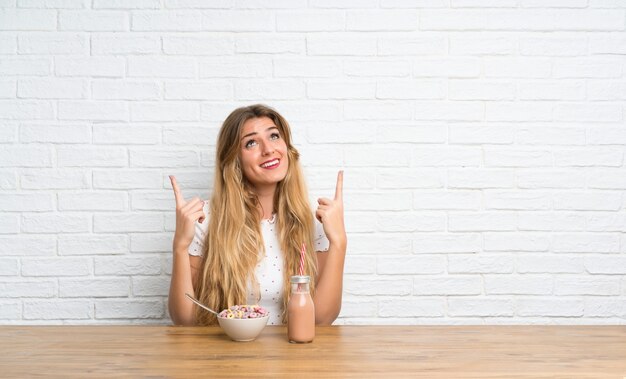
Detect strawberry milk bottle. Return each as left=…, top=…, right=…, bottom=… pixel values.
left=287, top=275, right=315, bottom=343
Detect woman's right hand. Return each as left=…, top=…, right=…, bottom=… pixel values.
left=169, top=175, right=206, bottom=253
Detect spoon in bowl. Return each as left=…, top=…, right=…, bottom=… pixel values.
left=185, top=293, right=219, bottom=316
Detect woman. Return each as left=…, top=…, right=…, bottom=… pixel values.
left=168, top=104, right=346, bottom=326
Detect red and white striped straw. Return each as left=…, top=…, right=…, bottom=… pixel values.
left=299, top=242, right=305, bottom=276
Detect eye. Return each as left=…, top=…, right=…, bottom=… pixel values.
left=269, top=132, right=280, bottom=140
left=244, top=139, right=257, bottom=149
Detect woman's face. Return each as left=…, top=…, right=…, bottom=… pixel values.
left=239, top=116, right=289, bottom=193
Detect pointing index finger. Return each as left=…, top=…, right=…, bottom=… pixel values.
left=169, top=175, right=184, bottom=206
left=334, top=170, right=343, bottom=201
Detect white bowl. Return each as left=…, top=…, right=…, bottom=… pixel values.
left=217, top=315, right=270, bottom=342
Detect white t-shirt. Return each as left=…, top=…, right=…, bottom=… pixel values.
left=188, top=200, right=330, bottom=325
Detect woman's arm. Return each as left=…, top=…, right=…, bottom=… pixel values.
left=313, top=171, right=347, bottom=325
left=168, top=176, right=206, bottom=326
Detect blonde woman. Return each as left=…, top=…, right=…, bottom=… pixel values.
left=168, top=104, right=346, bottom=326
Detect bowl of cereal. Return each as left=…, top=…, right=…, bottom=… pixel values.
left=217, top=305, right=269, bottom=342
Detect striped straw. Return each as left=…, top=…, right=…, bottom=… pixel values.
left=299, top=242, right=305, bottom=276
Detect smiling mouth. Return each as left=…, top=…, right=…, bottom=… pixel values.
left=260, top=159, right=280, bottom=169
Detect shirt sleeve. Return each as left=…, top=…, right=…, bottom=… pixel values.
left=314, top=217, right=330, bottom=253
left=188, top=200, right=209, bottom=257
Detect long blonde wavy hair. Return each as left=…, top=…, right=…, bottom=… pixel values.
left=194, top=104, right=318, bottom=325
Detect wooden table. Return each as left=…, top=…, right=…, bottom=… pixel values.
left=1, top=325, right=625, bottom=378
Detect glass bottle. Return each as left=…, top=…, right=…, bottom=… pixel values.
left=287, top=275, right=315, bottom=343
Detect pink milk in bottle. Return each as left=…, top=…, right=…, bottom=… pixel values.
left=287, top=275, right=315, bottom=343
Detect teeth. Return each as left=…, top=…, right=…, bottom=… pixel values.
left=261, top=159, right=279, bottom=168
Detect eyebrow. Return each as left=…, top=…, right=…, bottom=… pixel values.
left=241, top=126, right=279, bottom=140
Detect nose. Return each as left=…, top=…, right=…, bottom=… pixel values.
left=261, top=140, right=274, bottom=156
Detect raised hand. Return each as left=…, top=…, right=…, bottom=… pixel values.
left=315, top=171, right=346, bottom=246
left=170, top=175, right=206, bottom=253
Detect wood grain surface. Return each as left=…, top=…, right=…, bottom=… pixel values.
left=1, top=325, right=625, bottom=378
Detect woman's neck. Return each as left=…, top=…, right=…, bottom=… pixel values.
left=253, top=185, right=276, bottom=220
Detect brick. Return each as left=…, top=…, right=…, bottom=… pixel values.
left=130, top=102, right=199, bottom=122
left=413, top=190, right=480, bottom=210
left=133, top=276, right=169, bottom=296
left=128, top=57, right=196, bottom=78
left=94, top=124, right=160, bottom=145
left=589, top=33, right=626, bottom=54
left=304, top=122, right=374, bottom=144
left=377, top=124, right=446, bottom=143
left=18, top=0, right=87, bottom=7
left=92, top=33, right=160, bottom=54
left=554, top=57, right=622, bottom=78
left=234, top=79, right=305, bottom=100
left=412, top=233, right=481, bottom=253
left=24, top=300, right=92, bottom=320
left=588, top=212, right=626, bottom=232
left=0, top=146, right=52, bottom=167
left=200, top=56, right=272, bottom=78
left=344, top=255, right=376, bottom=274
left=449, top=33, right=516, bottom=55
left=20, top=123, right=91, bottom=143
left=345, top=278, right=412, bottom=296
left=344, top=59, right=410, bottom=76
left=516, top=126, right=586, bottom=145
left=0, top=9, right=56, bottom=30
left=517, top=212, right=586, bottom=231
left=483, top=232, right=551, bottom=252
left=344, top=101, right=413, bottom=120
left=376, top=212, right=446, bottom=232
left=484, top=57, right=551, bottom=78
left=521, top=80, right=586, bottom=100
left=413, top=146, right=482, bottom=167
left=379, top=298, right=445, bottom=317
left=448, top=297, right=514, bottom=317
left=449, top=80, right=515, bottom=100
left=92, top=80, right=161, bottom=100
left=18, top=33, right=87, bottom=55
left=346, top=10, right=418, bottom=31
left=413, top=58, right=480, bottom=77
left=0, top=214, right=19, bottom=234
left=554, top=192, right=621, bottom=211
left=94, top=0, right=159, bottom=8
left=486, top=102, right=552, bottom=121
left=484, top=147, right=553, bottom=167
left=55, top=57, right=125, bottom=77
left=0, top=33, right=17, bottom=54
left=343, top=146, right=410, bottom=167
left=448, top=168, right=516, bottom=189
left=553, top=233, right=620, bottom=253
left=131, top=11, right=202, bottom=31
left=521, top=0, right=587, bottom=7
left=252, top=102, right=344, bottom=123
left=0, top=302, right=20, bottom=319
left=376, top=169, right=444, bottom=189
left=58, top=234, right=128, bottom=255
left=0, top=79, right=16, bottom=98
left=202, top=10, right=275, bottom=32
left=276, top=11, right=344, bottom=32
left=22, top=213, right=91, bottom=233
left=449, top=124, right=514, bottom=145
left=0, top=194, right=54, bottom=212
left=308, top=80, right=375, bottom=100
left=555, top=276, right=620, bottom=295
left=0, top=58, right=50, bottom=76
left=0, top=280, right=56, bottom=297
left=236, top=33, right=303, bottom=54
left=58, top=191, right=127, bottom=211
left=414, top=275, right=482, bottom=295
left=60, top=278, right=129, bottom=297
left=22, top=257, right=91, bottom=276
left=0, top=100, right=54, bottom=120
left=93, top=170, right=162, bottom=189
left=58, top=101, right=128, bottom=121
left=585, top=255, right=626, bottom=274
left=378, top=33, right=446, bottom=55
left=588, top=127, right=626, bottom=145
left=520, top=34, right=588, bottom=56
left=517, top=297, right=583, bottom=317
left=485, top=275, right=552, bottom=295
left=95, top=255, right=162, bottom=275
left=163, top=35, right=233, bottom=55
left=0, top=169, right=17, bottom=190
left=484, top=190, right=552, bottom=210
left=585, top=298, right=626, bottom=317
left=94, top=213, right=163, bottom=233
left=339, top=299, right=377, bottom=318
left=95, top=299, right=163, bottom=319
left=554, top=103, right=622, bottom=122
left=130, top=149, right=198, bottom=168
left=588, top=169, right=626, bottom=189
left=130, top=233, right=171, bottom=253
left=451, top=0, right=516, bottom=7
left=381, top=0, right=447, bottom=7
left=131, top=191, right=173, bottom=211
left=588, top=81, right=626, bottom=100
left=517, top=254, right=583, bottom=273
left=344, top=192, right=412, bottom=211
left=164, top=81, right=232, bottom=101
left=344, top=212, right=377, bottom=233
left=0, top=258, right=18, bottom=275
left=449, top=254, right=514, bottom=274
left=414, top=101, right=483, bottom=121
left=449, top=212, right=517, bottom=231
left=377, top=79, right=445, bottom=99
left=57, top=146, right=127, bottom=167
left=347, top=234, right=411, bottom=255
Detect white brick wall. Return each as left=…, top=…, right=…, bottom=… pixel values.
left=1, top=2, right=625, bottom=326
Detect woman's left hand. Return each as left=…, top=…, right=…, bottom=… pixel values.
left=316, top=170, right=346, bottom=247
